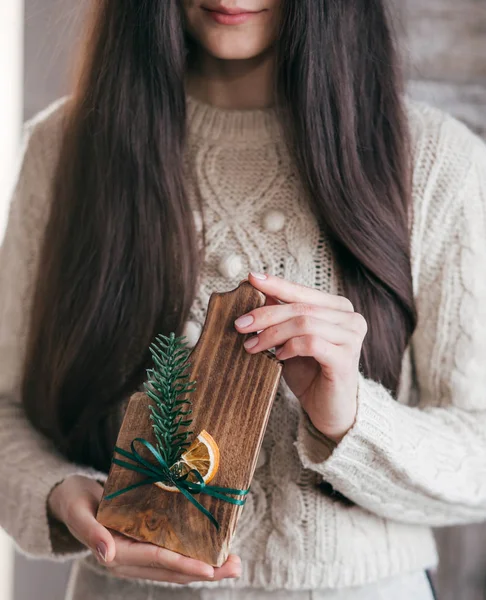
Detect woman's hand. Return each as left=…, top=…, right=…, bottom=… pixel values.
left=235, top=273, right=368, bottom=443
left=47, top=475, right=242, bottom=583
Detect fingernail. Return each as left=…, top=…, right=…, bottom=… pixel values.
left=250, top=272, right=267, bottom=280
left=205, top=567, right=215, bottom=578
left=96, top=542, right=107, bottom=562
left=244, top=336, right=259, bottom=350
left=235, top=315, right=254, bottom=328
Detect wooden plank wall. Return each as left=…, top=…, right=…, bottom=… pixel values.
left=402, top=2, right=486, bottom=599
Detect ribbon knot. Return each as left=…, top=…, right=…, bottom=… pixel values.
left=104, top=438, right=249, bottom=530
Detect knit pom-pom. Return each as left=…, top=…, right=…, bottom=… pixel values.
left=192, top=210, right=203, bottom=233
left=218, top=253, right=243, bottom=279
left=262, top=209, right=286, bottom=232
left=182, top=320, right=202, bottom=348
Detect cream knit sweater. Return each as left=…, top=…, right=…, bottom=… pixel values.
left=1, top=94, right=486, bottom=595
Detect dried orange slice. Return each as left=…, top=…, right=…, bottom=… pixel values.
left=155, top=430, right=220, bottom=493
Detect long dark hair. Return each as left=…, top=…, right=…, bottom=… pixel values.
left=22, top=0, right=416, bottom=473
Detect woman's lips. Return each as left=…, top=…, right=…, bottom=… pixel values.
left=202, top=7, right=264, bottom=26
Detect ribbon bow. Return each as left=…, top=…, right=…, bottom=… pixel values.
left=104, top=438, right=249, bottom=530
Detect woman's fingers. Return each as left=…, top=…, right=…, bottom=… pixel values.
left=108, top=534, right=215, bottom=578
left=70, top=499, right=117, bottom=563
left=111, top=554, right=242, bottom=583
left=51, top=476, right=117, bottom=563
left=235, top=303, right=364, bottom=336
left=99, top=533, right=242, bottom=583
left=240, top=315, right=359, bottom=355
left=248, top=272, right=354, bottom=312
left=111, top=565, right=206, bottom=584
left=275, top=335, right=346, bottom=366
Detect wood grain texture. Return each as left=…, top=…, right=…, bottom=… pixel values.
left=96, top=282, right=283, bottom=567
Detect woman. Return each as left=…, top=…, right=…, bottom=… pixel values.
left=1, top=0, right=486, bottom=598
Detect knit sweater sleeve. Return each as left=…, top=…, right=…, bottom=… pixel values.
left=0, top=102, right=108, bottom=561
left=294, top=108, right=486, bottom=527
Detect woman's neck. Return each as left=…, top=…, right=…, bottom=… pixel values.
left=186, top=48, right=276, bottom=110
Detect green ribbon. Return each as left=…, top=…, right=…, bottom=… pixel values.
left=104, top=437, right=249, bottom=530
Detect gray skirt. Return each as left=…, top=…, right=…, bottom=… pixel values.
left=66, top=560, right=436, bottom=600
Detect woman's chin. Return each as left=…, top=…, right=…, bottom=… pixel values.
left=201, top=36, right=273, bottom=62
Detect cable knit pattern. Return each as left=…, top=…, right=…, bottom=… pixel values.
left=1, top=95, right=486, bottom=597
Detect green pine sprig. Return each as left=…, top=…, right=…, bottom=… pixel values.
left=143, top=333, right=196, bottom=467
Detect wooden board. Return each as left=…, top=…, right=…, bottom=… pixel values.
left=96, top=282, right=283, bottom=567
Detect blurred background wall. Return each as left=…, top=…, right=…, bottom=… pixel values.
left=0, top=5, right=24, bottom=600
left=4, top=0, right=486, bottom=599
left=405, top=0, right=486, bottom=137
